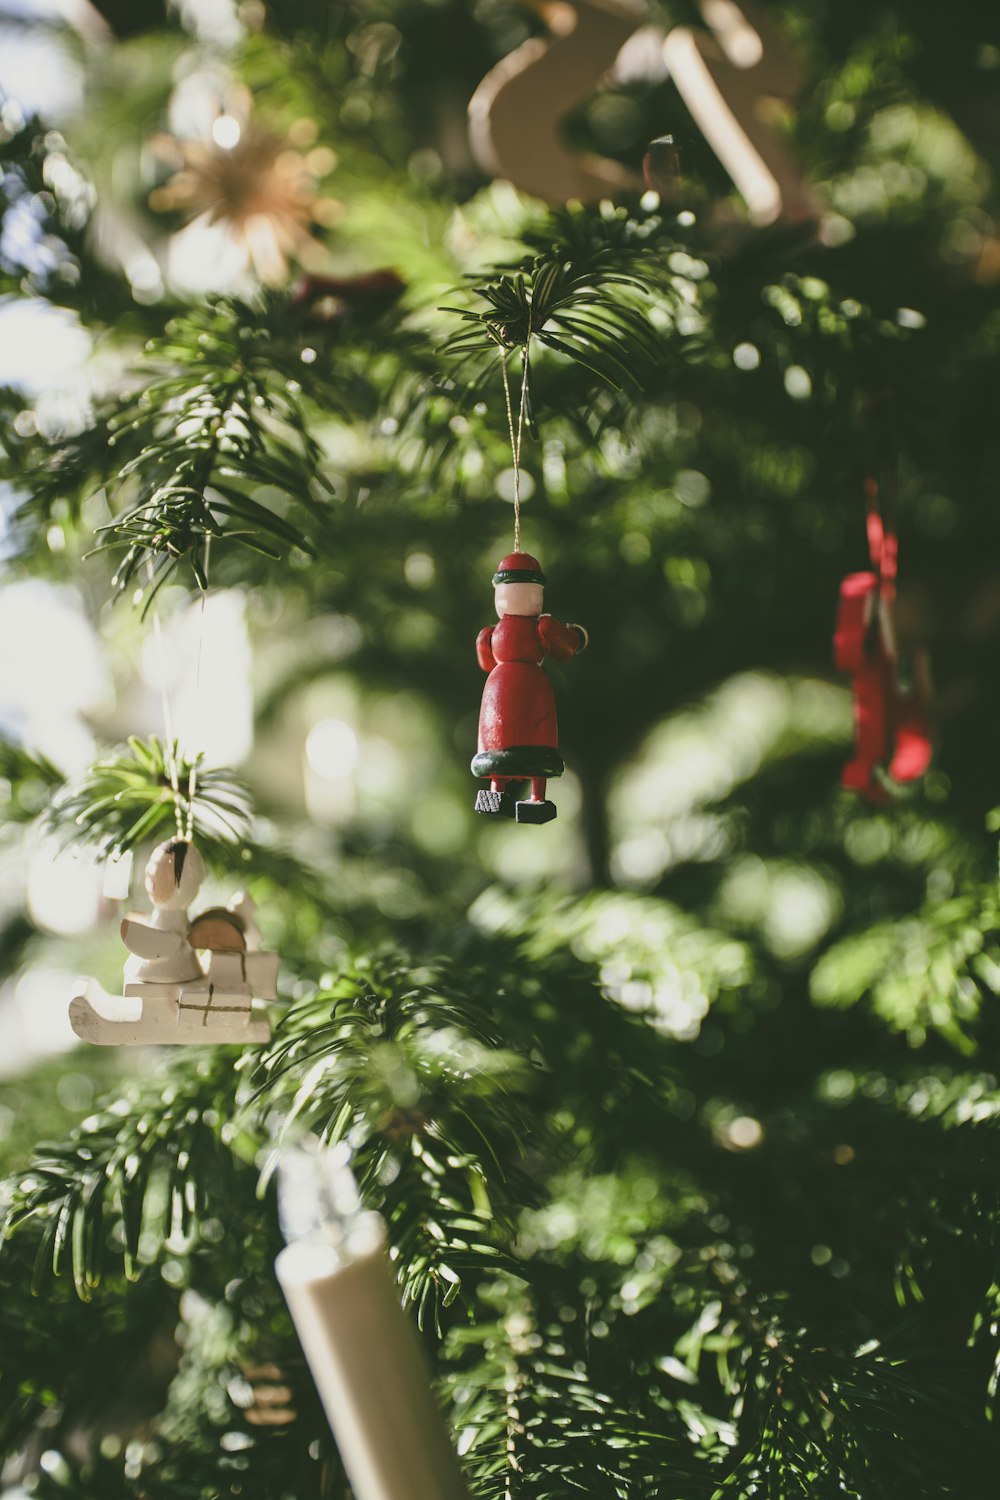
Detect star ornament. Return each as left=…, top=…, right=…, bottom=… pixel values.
left=150, top=111, right=340, bottom=287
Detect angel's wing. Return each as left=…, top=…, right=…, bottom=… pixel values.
left=120, top=916, right=188, bottom=960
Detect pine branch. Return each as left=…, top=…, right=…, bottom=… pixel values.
left=0, top=1226, right=173, bottom=1457
left=471, top=886, right=754, bottom=1040
left=0, top=1048, right=246, bottom=1300
left=109, top=297, right=335, bottom=603
left=441, top=256, right=666, bottom=397
left=0, top=741, right=64, bottom=825
left=712, top=1330, right=969, bottom=1499
left=809, top=884, right=1000, bottom=1052
left=443, top=1279, right=717, bottom=1499
left=0, top=1051, right=249, bottom=1458
left=42, top=735, right=253, bottom=859
left=14, top=296, right=336, bottom=606
left=254, top=956, right=536, bottom=1332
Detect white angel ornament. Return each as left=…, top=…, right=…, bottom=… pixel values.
left=69, top=839, right=276, bottom=1046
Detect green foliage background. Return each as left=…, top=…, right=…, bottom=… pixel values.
left=2, top=0, right=1000, bottom=1495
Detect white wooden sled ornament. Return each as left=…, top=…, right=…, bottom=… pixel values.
left=468, top=0, right=816, bottom=225
left=69, top=838, right=276, bottom=1046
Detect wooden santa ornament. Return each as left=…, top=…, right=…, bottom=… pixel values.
left=69, top=838, right=276, bottom=1045
left=834, top=480, right=931, bottom=803
left=472, top=552, right=588, bottom=824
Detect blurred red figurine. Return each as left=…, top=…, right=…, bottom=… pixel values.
left=472, top=552, right=588, bottom=824
left=834, top=478, right=931, bottom=803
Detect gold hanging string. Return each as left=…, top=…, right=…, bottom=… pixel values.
left=498, top=333, right=531, bottom=554
left=148, top=559, right=186, bottom=842
left=184, top=534, right=211, bottom=841
left=146, top=544, right=211, bottom=843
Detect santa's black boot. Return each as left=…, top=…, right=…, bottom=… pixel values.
left=516, top=777, right=557, bottom=824
left=475, top=778, right=517, bottom=817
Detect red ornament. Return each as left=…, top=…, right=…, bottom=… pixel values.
left=472, top=553, right=588, bottom=824
left=834, top=480, right=931, bottom=803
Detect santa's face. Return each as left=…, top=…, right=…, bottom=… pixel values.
left=495, top=580, right=543, bottom=618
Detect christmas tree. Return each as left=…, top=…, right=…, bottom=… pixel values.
left=2, top=0, right=1000, bottom=1494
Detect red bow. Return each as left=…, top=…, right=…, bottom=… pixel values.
left=834, top=477, right=931, bottom=803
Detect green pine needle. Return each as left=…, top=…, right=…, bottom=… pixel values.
left=43, top=735, right=252, bottom=858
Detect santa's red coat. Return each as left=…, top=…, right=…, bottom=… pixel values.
left=476, top=613, right=582, bottom=752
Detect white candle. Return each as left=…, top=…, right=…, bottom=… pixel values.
left=274, top=1147, right=470, bottom=1500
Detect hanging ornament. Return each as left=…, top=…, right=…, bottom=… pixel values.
left=467, top=0, right=643, bottom=205
left=149, top=91, right=340, bottom=287
left=660, top=0, right=816, bottom=226
left=471, top=346, right=588, bottom=825
left=69, top=836, right=277, bottom=1045
left=834, top=472, right=932, bottom=804
left=473, top=553, right=588, bottom=823
left=467, top=0, right=815, bottom=226
left=70, top=547, right=276, bottom=1045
